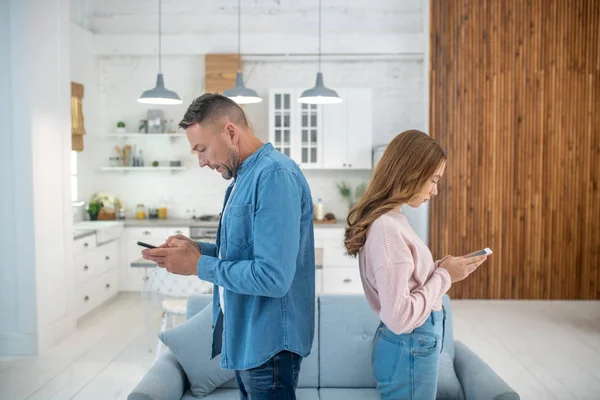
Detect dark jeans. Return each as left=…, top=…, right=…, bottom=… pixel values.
left=235, top=350, right=303, bottom=400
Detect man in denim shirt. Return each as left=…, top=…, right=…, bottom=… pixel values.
left=143, top=93, right=315, bottom=400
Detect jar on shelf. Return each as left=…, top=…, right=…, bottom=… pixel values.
left=135, top=204, right=146, bottom=220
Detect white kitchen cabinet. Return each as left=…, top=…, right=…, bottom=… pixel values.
left=73, top=237, right=120, bottom=318
left=73, top=234, right=97, bottom=254
left=315, top=227, right=362, bottom=294
left=269, top=88, right=372, bottom=170
left=322, top=268, right=362, bottom=294
left=269, top=89, right=324, bottom=169
left=74, top=239, right=119, bottom=285
left=322, top=88, right=373, bottom=170
left=75, top=268, right=119, bottom=318
left=315, top=227, right=359, bottom=269
left=315, top=269, right=323, bottom=295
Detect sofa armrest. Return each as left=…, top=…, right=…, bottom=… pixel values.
left=454, top=341, right=520, bottom=400
left=128, top=350, right=188, bottom=400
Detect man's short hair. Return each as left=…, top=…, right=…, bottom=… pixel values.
left=179, top=93, right=249, bottom=130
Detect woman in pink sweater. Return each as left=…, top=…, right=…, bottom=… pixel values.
left=344, top=130, right=488, bottom=400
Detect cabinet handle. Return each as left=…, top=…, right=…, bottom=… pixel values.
left=83, top=242, right=89, bottom=248
left=143, top=230, right=151, bottom=235
left=83, top=265, right=89, bottom=271
left=349, top=164, right=352, bottom=168
left=105, top=256, right=110, bottom=261
left=343, top=163, right=347, bottom=167
left=343, top=278, right=352, bottom=283
left=106, top=283, right=111, bottom=289
left=84, top=295, right=89, bottom=302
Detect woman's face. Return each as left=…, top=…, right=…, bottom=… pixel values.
left=407, top=161, right=446, bottom=208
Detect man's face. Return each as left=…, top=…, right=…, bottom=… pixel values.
left=186, top=121, right=240, bottom=180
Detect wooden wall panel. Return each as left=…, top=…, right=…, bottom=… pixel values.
left=205, top=54, right=240, bottom=94
left=430, top=0, right=600, bottom=299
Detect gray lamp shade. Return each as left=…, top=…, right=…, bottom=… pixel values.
left=138, top=73, right=183, bottom=105
left=298, top=72, right=342, bottom=104
left=223, top=72, right=263, bottom=104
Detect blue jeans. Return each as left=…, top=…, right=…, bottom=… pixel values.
left=372, top=309, right=446, bottom=400
left=235, top=351, right=303, bottom=400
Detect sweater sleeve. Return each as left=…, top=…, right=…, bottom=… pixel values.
left=368, top=217, right=451, bottom=334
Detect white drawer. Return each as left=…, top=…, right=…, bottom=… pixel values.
left=75, top=268, right=119, bottom=318
left=322, top=238, right=358, bottom=268
left=314, top=227, right=344, bottom=240
left=126, top=227, right=169, bottom=239
left=74, top=252, right=99, bottom=285
left=97, top=268, right=119, bottom=303
left=76, top=278, right=100, bottom=318
left=315, top=270, right=323, bottom=295
left=95, top=240, right=119, bottom=275
left=73, top=235, right=97, bottom=254
left=322, top=267, right=363, bottom=294
left=166, top=226, right=190, bottom=237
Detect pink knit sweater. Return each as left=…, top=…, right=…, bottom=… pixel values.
left=358, top=211, right=452, bottom=334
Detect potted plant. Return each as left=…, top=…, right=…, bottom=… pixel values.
left=116, top=121, right=126, bottom=134
left=87, top=201, right=102, bottom=221
left=336, top=181, right=368, bottom=211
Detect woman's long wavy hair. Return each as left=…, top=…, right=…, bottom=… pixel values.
left=344, top=130, right=446, bottom=257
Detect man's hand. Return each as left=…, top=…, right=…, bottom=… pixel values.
left=142, top=238, right=202, bottom=276
left=163, top=234, right=200, bottom=251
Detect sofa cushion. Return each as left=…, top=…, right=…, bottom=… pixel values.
left=159, top=302, right=235, bottom=397
left=319, top=388, right=380, bottom=400
left=182, top=389, right=320, bottom=400
left=185, top=294, right=213, bottom=319
left=436, top=351, right=465, bottom=400
left=441, top=294, right=455, bottom=359
left=319, top=294, right=380, bottom=388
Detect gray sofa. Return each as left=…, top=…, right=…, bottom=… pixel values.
left=129, top=294, right=519, bottom=399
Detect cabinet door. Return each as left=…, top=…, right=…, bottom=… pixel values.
left=322, top=268, right=363, bottom=294
left=346, top=88, right=373, bottom=169
left=319, top=227, right=358, bottom=269
left=95, top=239, right=119, bottom=276
left=321, top=89, right=347, bottom=169
left=269, top=90, right=295, bottom=161
left=297, top=102, right=322, bottom=168
left=74, top=251, right=98, bottom=286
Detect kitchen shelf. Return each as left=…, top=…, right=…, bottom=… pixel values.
left=100, top=167, right=188, bottom=173
left=106, top=133, right=186, bottom=138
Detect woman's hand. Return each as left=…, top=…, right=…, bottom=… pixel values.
left=439, top=255, right=488, bottom=283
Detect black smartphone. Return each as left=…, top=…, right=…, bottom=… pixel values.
left=137, top=241, right=157, bottom=249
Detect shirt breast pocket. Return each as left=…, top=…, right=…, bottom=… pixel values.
left=226, top=204, right=254, bottom=249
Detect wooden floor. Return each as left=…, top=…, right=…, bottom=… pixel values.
left=1, top=294, right=599, bottom=400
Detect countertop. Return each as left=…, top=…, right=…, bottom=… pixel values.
left=123, top=219, right=346, bottom=229
left=123, top=219, right=218, bottom=228
left=72, top=219, right=345, bottom=241
left=73, top=229, right=96, bottom=240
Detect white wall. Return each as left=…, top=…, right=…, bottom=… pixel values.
left=0, top=0, right=74, bottom=356
left=73, top=0, right=432, bottom=241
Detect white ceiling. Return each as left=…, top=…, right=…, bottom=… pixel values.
left=70, top=0, right=424, bottom=35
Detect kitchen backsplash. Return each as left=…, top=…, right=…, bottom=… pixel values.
left=78, top=158, right=372, bottom=221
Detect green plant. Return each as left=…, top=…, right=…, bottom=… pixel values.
left=336, top=181, right=368, bottom=210
left=117, top=121, right=126, bottom=128
left=87, top=201, right=102, bottom=220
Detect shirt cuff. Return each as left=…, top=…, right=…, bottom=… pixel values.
left=198, top=255, right=218, bottom=283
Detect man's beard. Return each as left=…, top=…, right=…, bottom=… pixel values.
left=221, top=150, right=240, bottom=180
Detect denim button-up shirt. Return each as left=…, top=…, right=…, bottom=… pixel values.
left=197, top=143, right=315, bottom=370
